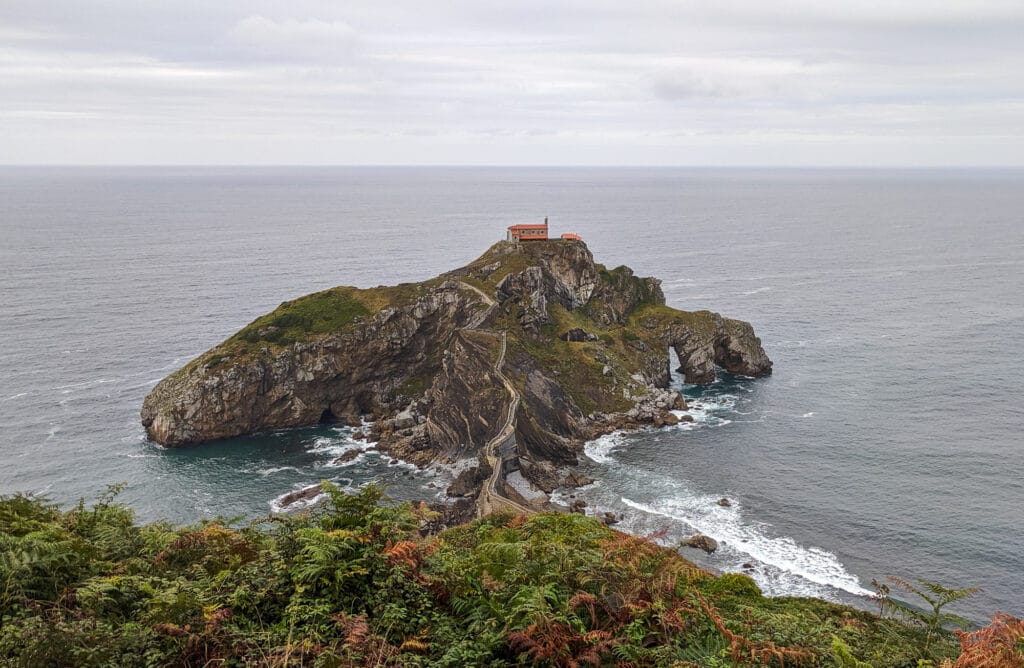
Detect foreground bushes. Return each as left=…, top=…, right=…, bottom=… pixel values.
left=0, top=484, right=1005, bottom=666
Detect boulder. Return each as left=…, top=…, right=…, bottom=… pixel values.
left=717, top=497, right=732, bottom=507
left=446, top=463, right=491, bottom=498
left=560, top=328, right=588, bottom=342
left=562, top=471, right=595, bottom=488
left=601, top=511, right=619, bottom=526
left=394, top=407, right=417, bottom=430
left=682, top=534, right=719, bottom=554
left=569, top=499, right=587, bottom=514
left=352, top=430, right=366, bottom=441
left=519, top=459, right=561, bottom=493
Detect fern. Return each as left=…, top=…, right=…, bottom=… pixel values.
left=831, top=637, right=873, bottom=668
left=944, top=612, right=1024, bottom=668
left=884, top=576, right=979, bottom=653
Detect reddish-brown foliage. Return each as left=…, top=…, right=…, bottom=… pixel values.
left=332, top=612, right=400, bottom=665
left=384, top=540, right=421, bottom=570
left=943, top=613, right=1024, bottom=668
left=508, top=621, right=616, bottom=668
left=598, top=531, right=706, bottom=615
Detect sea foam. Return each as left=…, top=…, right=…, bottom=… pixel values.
left=621, top=496, right=871, bottom=598
left=584, top=432, right=627, bottom=463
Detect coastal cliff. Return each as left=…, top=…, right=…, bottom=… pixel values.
left=142, top=240, right=771, bottom=494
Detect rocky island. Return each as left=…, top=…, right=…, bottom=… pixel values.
left=142, top=239, right=771, bottom=513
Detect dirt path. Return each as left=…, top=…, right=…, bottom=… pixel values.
left=457, top=281, right=499, bottom=331
left=456, top=280, right=496, bottom=307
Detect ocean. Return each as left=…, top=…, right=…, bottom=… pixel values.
left=1, top=166, right=1021, bottom=622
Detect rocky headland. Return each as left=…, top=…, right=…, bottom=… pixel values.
left=142, top=239, right=771, bottom=513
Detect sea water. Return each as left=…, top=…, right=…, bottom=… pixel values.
left=1, top=166, right=1021, bottom=621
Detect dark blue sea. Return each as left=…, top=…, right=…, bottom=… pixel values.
left=1, top=167, right=1021, bottom=622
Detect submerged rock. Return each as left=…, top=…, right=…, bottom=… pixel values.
left=331, top=449, right=365, bottom=465
left=277, top=484, right=324, bottom=508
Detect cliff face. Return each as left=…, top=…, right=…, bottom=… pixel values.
left=142, top=240, right=772, bottom=487
left=141, top=281, right=488, bottom=446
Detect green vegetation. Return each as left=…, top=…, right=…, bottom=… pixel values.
left=214, top=282, right=436, bottom=353
left=507, top=326, right=630, bottom=417
left=629, top=303, right=720, bottom=337
left=231, top=288, right=372, bottom=347
left=0, top=486, right=995, bottom=667
left=876, top=577, right=979, bottom=653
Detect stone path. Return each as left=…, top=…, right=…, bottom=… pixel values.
left=477, top=331, right=534, bottom=517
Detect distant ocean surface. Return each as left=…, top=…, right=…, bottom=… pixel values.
left=1, top=166, right=1022, bottom=622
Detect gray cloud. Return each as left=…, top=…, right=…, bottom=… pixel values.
left=1, top=0, right=1022, bottom=165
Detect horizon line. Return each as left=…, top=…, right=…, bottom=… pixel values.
left=3, top=164, right=1024, bottom=170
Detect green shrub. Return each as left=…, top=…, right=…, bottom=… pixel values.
left=700, top=571, right=764, bottom=599
left=0, top=486, right=968, bottom=667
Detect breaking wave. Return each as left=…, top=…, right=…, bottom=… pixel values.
left=621, top=496, right=871, bottom=598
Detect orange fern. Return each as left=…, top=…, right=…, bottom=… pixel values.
left=508, top=620, right=617, bottom=668
left=384, top=540, right=421, bottom=570
left=945, top=612, right=1024, bottom=668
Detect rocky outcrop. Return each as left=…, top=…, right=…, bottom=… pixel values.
left=141, top=280, right=488, bottom=446
left=143, top=239, right=772, bottom=502
left=447, top=461, right=492, bottom=498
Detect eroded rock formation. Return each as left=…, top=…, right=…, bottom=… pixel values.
left=142, top=239, right=772, bottom=496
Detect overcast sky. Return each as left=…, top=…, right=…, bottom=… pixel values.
left=2, top=1, right=1023, bottom=165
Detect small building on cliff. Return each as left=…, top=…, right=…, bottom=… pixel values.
left=507, top=218, right=583, bottom=242
left=507, top=218, right=549, bottom=242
